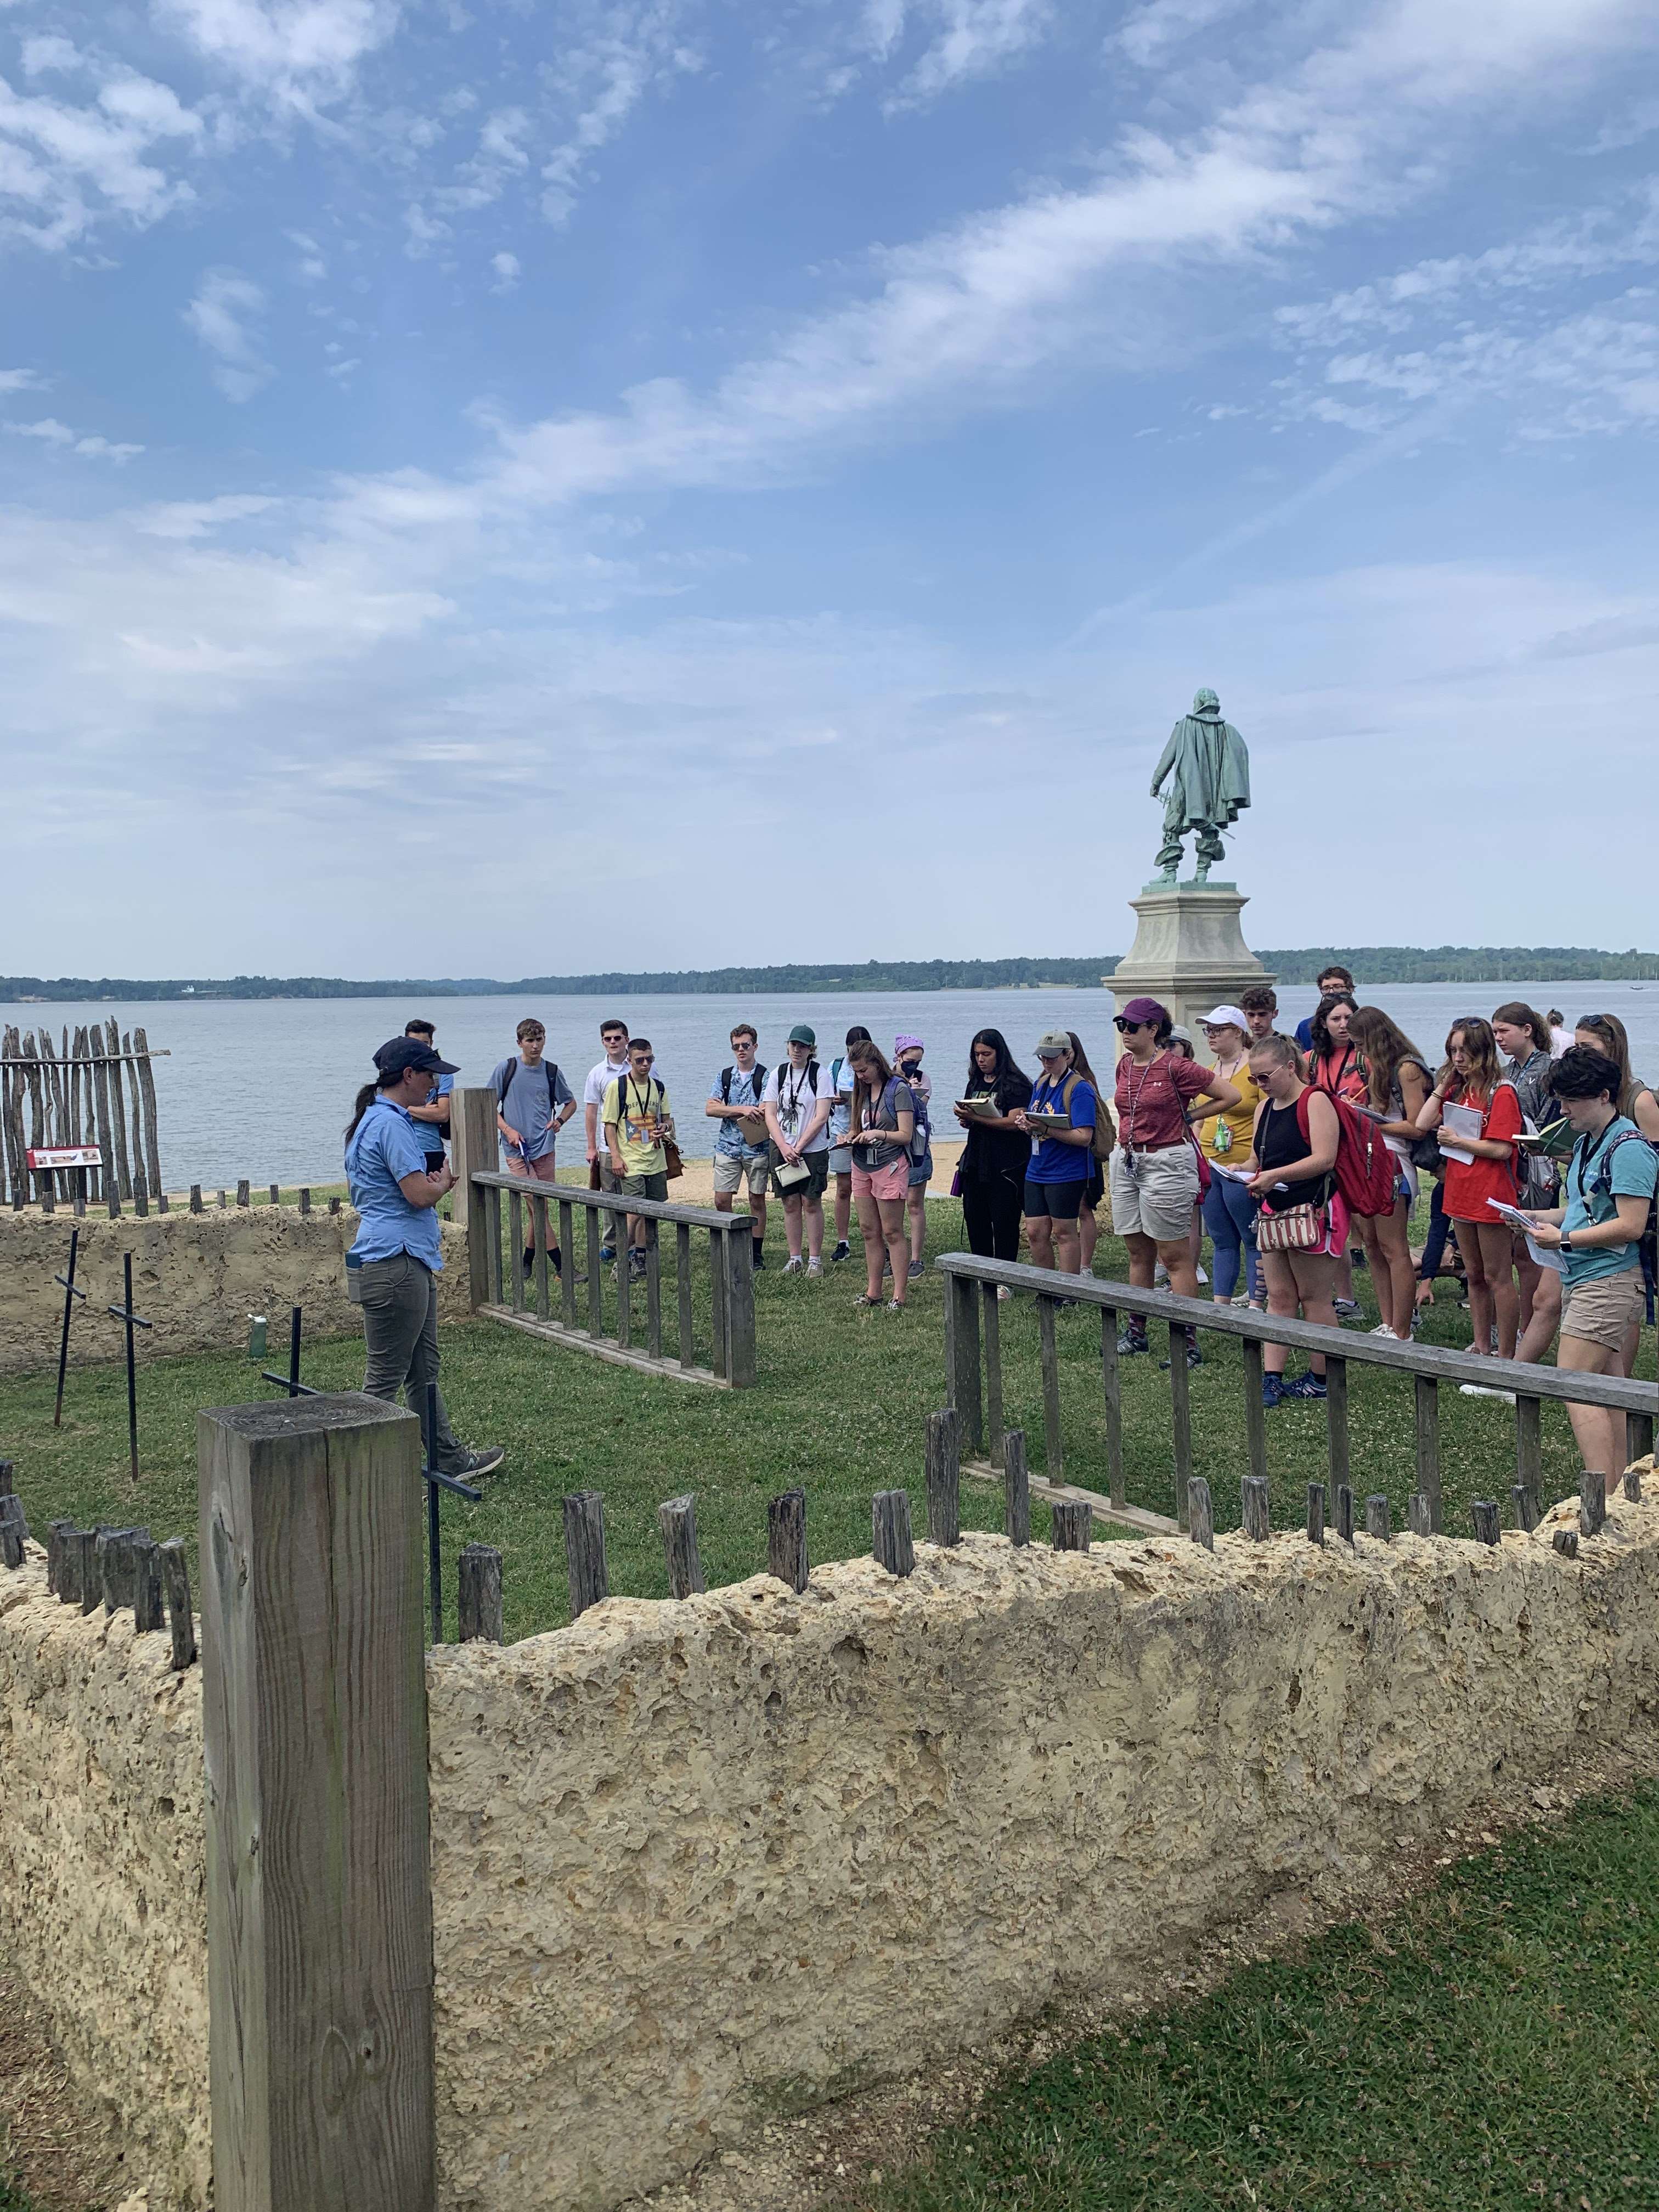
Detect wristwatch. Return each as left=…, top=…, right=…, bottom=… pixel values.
left=1558, top=1232, right=1573, bottom=1254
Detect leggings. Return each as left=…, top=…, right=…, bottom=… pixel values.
left=962, top=1172, right=1025, bottom=1264
left=1201, top=1172, right=1260, bottom=1301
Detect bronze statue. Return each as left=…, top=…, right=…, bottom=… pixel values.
left=1149, top=688, right=1250, bottom=884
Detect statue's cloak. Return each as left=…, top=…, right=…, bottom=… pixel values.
left=1152, top=694, right=1250, bottom=832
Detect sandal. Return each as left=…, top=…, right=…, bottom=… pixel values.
left=885, top=1299, right=907, bottom=1312
left=853, top=1293, right=882, bottom=1308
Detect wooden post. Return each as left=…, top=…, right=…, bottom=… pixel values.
left=1579, top=1471, right=1606, bottom=1538
left=106, top=1021, right=133, bottom=1199
left=1512, top=1484, right=1539, bottom=1532
left=268, top=1183, right=280, bottom=1207
left=160, top=1538, right=197, bottom=1669
left=1624, top=1466, right=1644, bottom=1504
left=1169, top=1321, right=1193, bottom=1527
left=872, top=1490, right=914, bottom=1577
left=924, top=1408, right=961, bottom=1548
left=0, top=1496, right=26, bottom=1571
left=1241, top=1474, right=1269, bottom=1541
left=329, top=1197, right=340, bottom=1216
left=190, top=1184, right=204, bottom=1214
left=48, top=1518, right=72, bottom=1596
left=1553, top=1527, right=1579, bottom=1559
left=55, top=1521, right=83, bottom=1605
left=1306, top=1481, right=1325, bottom=1547
left=1407, top=1492, right=1434, bottom=1538
left=457, top=1544, right=504, bottom=1643
left=98, top=1525, right=148, bottom=1614
left=0, top=1459, right=12, bottom=1494
left=1003, top=1429, right=1030, bottom=1549
left=1335, top=1485, right=1355, bottom=1545
left=199, top=1393, right=434, bottom=2212
left=236, top=1180, right=250, bottom=1208
left=563, top=1491, right=608, bottom=1617
left=75, top=1528, right=99, bottom=1613
left=1099, top=1306, right=1125, bottom=1510
left=1414, top=1375, right=1441, bottom=1532
left=1365, top=1493, right=1391, bottom=1541
left=132, top=1026, right=163, bottom=1201
left=449, top=1089, right=496, bottom=1314
left=1188, top=1478, right=1214, bottom=1550
left=1051, top=1497, right=1092, bottom=1553
left=132, top=1536, right=165, bottom=1630
left=724, top=1226, right=757, bottom=1388
left=766, top=1488, right=809, bottom=1593
left=657, top=1495, right=706, bottom=1599
left=1325, top=1355, right=1350, bottom=1506
left=946, top=1272, right=983, bottom=1454
left=1471, top=1499, right=1500, bottom=1545
left=1515, top=1396, right=1542, bottom=1516
left=1243, top=1339, right=1267, bottom=1488
left=299, top=1188, right=311, bottom=1216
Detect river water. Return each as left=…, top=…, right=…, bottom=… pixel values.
left=5, top=983, right=1657, bottom=1189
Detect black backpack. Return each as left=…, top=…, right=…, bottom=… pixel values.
left=1592, top=1130, right=1659, bottom=1323
left=720, top=1065, right=765, bottom=1106
left=774, top=1059, right=820, bottom=1116
left=499, top=1059, right=562, bottom=1112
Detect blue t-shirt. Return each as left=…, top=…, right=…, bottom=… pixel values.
left=1294, top=1017, right=1315, bottom=1053
left=491, top=1057, right=575, bottom=1164
left=1026, top=1072, right=1096, bottom=1183
left=1561, top=1116, right=1658, bottom=1289
left=345, top=1099, right=443, bottom=1269
left=708, top=1064, right=769, bottom=1159
left=414, top=1071, right=453, bottom=1156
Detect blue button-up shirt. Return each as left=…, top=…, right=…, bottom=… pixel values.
left=345, top=1099, right=443, bottom=1269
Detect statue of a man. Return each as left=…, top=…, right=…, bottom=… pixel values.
left=1149, top=688, right=1251, bottom=884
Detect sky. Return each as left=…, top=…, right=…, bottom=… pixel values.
left=2, top=0, right=1657, bottom=978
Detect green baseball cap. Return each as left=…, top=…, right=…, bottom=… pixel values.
left=787, top=1023, right=816, bottom=1047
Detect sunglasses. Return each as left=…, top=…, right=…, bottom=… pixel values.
left=1113, top=1017, right=1153, bottom=1033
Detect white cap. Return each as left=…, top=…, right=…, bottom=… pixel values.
left=1199, top=1004, right=1250, bottom=1031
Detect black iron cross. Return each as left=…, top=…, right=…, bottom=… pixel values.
left=53, top=1228, right=87, bottom=1429
left=105, top=1252, right=151, bottom=1484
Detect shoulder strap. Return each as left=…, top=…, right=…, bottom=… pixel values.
left=721, top=1066, right=733, bottom=1104
left=545, top=1062, right=560, bottom=1102
left=499, top=1062, right=515, bottom=1108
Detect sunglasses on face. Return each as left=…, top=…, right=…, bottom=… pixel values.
left=1113, top=1017, right=1152, bottom=1034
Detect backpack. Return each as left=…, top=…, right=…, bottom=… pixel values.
left=898, top=1068, right=933, bottom=1160
left=1295, top=1086, right=1396, bottom=1218
left=1051, top=1071, right=1115, bottom=1161
left=774, top=1059, right=821, bottom=1138
left=499, top=1059, right=562, bottom=1113
left=1587, top=1128, right=1659, bottom=1323
left=720, top=1065, right=763, bottom=1106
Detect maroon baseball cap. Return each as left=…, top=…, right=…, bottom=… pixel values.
left=1119, top=996, right=1168, bottom=1026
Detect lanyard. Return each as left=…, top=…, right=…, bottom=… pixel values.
left=784, top=1063, right=811, bottom=1121
left=1572, top=1117, right=1619, bottom=1201
left=1122, top=1052, right=1164, bottom=1145
left=622, top=1074, right=656, bottom=1124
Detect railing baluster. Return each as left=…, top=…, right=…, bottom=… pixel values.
left=587, top=1203, right=606, bottom=1338
left=560, top=1198, right=577, bottom=1330
left=645, top=1223, right=663, bottom=1360
left=981, top=1282, right=1004, bottom=1465
left=616, top=1215, right=633, bottom=1349
left=676, top=1222, right=695, bottom=1370
left=488, top=1184, right=504, bottom=1305
left=1003, top=1429, right=1030, bottom=1548
left=725, top=1226, right=757, bottom=1389
left=1515, top=1394, right=1542, bottom=1523
left=1325, top=1353, right=1350, bottom=1505
left=709, top=1226, right=729, bottom=1379
left=1037, top=1296, right=1062, bottom=1485
left=534, top=1197, right=550, bottom=1321
left=1243, top=1338, right=1267, bottom=1487
left=1099, top=1302, right=1125, bottom=1511
left=1169, top=1321, right=1193, bottom=1530
left=507, top=1188, right=524, bottom=1313
left=1628, top=1410, right=1654, bottom=1470
left=948, top=1275, right=984, bottom=1454
left=1414, top=1374, right=1441, bottom=1532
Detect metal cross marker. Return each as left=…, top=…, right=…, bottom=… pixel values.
left=261, top=1305, right=321, bottom=1398
left=105, top=1252, right=152, bottom=1484
left=422, top=1380, right=481, bottom=1645
left=53, top=1227, right=87, bottom=1427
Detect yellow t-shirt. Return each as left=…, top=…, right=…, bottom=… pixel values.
left=1197, top=1057, right=1261, bottom=1163
left=604, top=1074, right=670, bottom=1175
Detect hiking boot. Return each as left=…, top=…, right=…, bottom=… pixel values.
left=1117, top=1325, right=1150, bottom=1356
left=831, top=1240, right=851, bottom=1264
left=1261, top=1373, right=1285, bottom=1411
left=1281, top=1370, right=1328, bottom=1401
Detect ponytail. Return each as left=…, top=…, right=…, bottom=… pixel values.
left=345, top=1080, right=383, bottom=1143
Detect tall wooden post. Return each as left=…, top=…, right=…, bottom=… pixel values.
left=449, top=1086, right=496, bottom=1314
left=199, top=1395, right=435, bottom=2212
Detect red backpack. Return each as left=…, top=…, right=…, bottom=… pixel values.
left=1295, top=1088, right=1396, bottom=1219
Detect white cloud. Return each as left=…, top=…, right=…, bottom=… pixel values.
left=891, top=0, right=1052, bottom=106
left=539, top=5, right=701, bottom=227
left=182, top=268, right=275, bottom=400
left=0, top=367, right=44, bottom=391
left=3, top=414, right=143, bottom=459
left=1114, top=0, right=1256, bottom=71
left=431, top=104, right=531, bottom=213
left=5, top=415, right=74, bottom=444
left=135, top=493, right=281, bottom=538
left=0, top=61, right=202, bottom=250
left=489, top=247, right=519, bottom=290
left=154, top=0, right=403, bottom=111
left=70, top=433, right=145, bottom=460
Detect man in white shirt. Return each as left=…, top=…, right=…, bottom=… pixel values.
left=583, top=1015, right=632, bottom=1265
left=764, top=1023, right=832, bottom=1275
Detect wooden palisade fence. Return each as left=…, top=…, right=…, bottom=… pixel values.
left=1, top=1022, right=167, bottom=1211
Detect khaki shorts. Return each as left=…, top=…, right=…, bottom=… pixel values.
left=1560, top=1268, right=1644, bottom=1352
left=622, top=1170, right=669, bottom=1203
left=713, top=1150, right=770, bottom=1195
left=1109, top=1144, right=1200, bottom=1244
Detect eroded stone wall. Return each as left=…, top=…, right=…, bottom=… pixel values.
left=2, top=1497, right=1657, bottom=2211
left=0, top=1207, right=469, bottom=1374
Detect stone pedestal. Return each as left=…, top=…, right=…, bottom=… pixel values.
left=1107, top=884, right=1274, bottom=1049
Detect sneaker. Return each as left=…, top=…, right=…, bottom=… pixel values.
left=831, top=1240, right=851, bottom=1264
left=521, top=1247, right=535, bottom=1280
left=1281, top=1371, right=1328, bottom=1401
left=853, top=1293, right=881, bottom=1309
left=1369, top=1323, right=1400, bottom=1340
left=1333, top=1297, right=1363, bottom=1321
left=1160, top=1340, right=1203, bottom=1372
left=885, top=1297, right=907, bottom=1312
left=1153, top=1261, right=1170, bottom=1286
left=1459, top=1382, right=1516, bottom=1403
left=996, top=1284, right=1012, bottom=1302
left=1230, top=1293, right=1252, bottom=1307
left=453, top=1446, right=504, bottom=1480
left=806, top=1257, right=823, bottom=1277
left=783, top=1255, right=805, bottom=1275
left=628, top=1251, right=647, bottom=1279
left=1195, top=1265, right=1209, bottom=1286
left=1116, top=1326, right=1150, bottom=1356
left=1261, top=1373, right=1285, bottom=1411
left=599, top=1246, right=617, bottom=1265
left=882, top=1252, right=893, bottom=1277
left=910, top=1255, right=927, bottom=1274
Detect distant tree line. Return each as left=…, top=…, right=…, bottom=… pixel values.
left=5, top=945, right=1657, bottom=1001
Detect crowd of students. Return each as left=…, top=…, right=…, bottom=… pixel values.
left=341, top=984, right=1657, bottom=1493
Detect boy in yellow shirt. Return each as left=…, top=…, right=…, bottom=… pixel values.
left=604, top=1037, right=674, bottom=1278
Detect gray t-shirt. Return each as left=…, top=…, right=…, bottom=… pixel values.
left=491, top=1056, right=575, bottom=1164
left=849, top=1077, right=916, bottom=1173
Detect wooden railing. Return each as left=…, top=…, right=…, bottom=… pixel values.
left=452, top=1088, right=756, bottom=1389
left=938, top=1253, right=1658, bottom=1534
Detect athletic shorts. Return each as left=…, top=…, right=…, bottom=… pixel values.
left=1109, top=1144, right=1200, bottom=1243
left=621, top=1170, right=669, bottom=1203
left=1023, top=1176, right=1087, bottom=1221
left=855, top=1155, right=910, bottom=1203
left=770, top=1145, right=830, bottom=1201
left=907, top=1147, right=933, bottom=1190
left=1561, top=1268, right=1644, bottom=1352
left=828, top=1144, right=853, bottom=1176
left=713, top=1150, right=770, bottom=1195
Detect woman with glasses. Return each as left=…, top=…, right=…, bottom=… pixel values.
left=1109, top=997, right=1239, bottom=1357
left=1415, top=1016, right=1523, bottom=1379
left=1194, top=1005, right=1263, bottom=1310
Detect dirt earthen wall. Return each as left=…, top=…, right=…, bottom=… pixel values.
left=1, top=1496, right=1656, bottom=2210
left=0, top=1208, right=469, bottom=1375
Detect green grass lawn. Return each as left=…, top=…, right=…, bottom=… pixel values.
left=3, top=1200, right=1650, bottom=1640
left=835, top=1779, right=1659, bottom=2212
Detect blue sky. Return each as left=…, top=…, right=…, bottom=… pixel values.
left=3, top=0, right=1657, bottom=977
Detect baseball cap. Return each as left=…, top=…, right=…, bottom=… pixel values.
left=1167, top=1025, right=1194, bottom=1049
left=894, top=1032, right=924, bottom=1054
left=1035, top=1030, right=1071, bottom=1058
left=787, top=1023, right=817, bottom=1048
left=1199, top=1003, right=1249, bottom=1031
left=374, top=1037, right=458, bottom=1077
left=1119, top=996, right=1168, bottom=1028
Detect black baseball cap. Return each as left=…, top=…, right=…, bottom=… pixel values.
left=374, top=1037, right=458, bottom=1077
